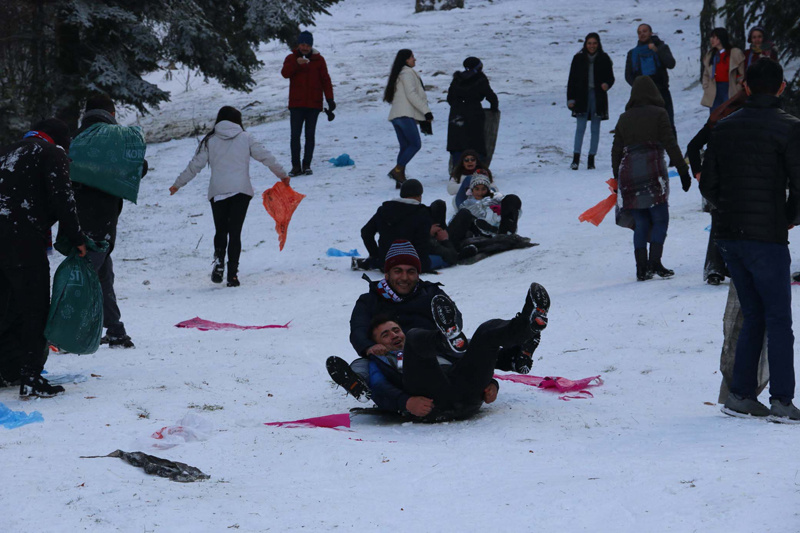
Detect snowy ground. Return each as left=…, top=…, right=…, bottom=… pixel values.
left=4, top=0, right=800, bottom=531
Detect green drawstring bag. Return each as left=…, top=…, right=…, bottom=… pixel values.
left=44, top=238, right=109, bottom=354
left=69, top=123, right=146, bottom=203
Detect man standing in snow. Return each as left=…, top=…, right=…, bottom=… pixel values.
left=281, top=30, right=335, bottom=177
left=0, top=118, right=86, bottom=397
left=331, top=283, right=549, bottom=421
left=70, top=94, right=146, bottom=349
left=700, top=58, right=800, bottom=422
left=625, top=24, right=677, bottom=132
left=349, top=240, right=538, bottom=374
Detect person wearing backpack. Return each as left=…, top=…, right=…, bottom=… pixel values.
left=625, top=24, right=677, bottom=133
left=70, top=94, right=147, bottom=349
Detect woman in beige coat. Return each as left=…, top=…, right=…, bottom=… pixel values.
left=383, top=49, right=433, bottom=187
left=701, top=28, right=744, bottom=112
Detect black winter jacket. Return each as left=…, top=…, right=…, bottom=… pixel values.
left=446, top=71, right=498, bottom=154
left=361, top=199, right=432, bottom=272
left=567, top=50, right=615, bottom=119
left=349, top=277, right=456, bottom=357
left=0, top=138, right=84, bottom=266
left=700, top=94, right=800, bottom=244
left=70, top=110, right=148, bottom=252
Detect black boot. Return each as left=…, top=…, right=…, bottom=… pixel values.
left=211, top=250, right=224, bottom=283
left=587, top=154, right=596, bottom=170
left=226, top=262, right=240, bottom=287
left=19, top=369, right=64, bottom=398
left=635, top=248, right=652, bottom=281
left=648, top=243, right=674, bottom=278
left=570, top=153, right=580, bottom=170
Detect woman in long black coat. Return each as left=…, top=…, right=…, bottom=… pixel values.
left=446, top=57, right=499, bottom=169
left=567, top=32, right=615, bottom=170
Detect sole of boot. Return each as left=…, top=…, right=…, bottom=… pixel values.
left=326, top=356, right=370, bottom=402
left=524, top=283, right=550, bottom=330
left=720, top=406, right=770, bottom=419
left=431, top=295, right=468, bottom=353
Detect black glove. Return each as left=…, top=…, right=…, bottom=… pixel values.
left=326, top=99, right=336, bottom=112
left=679, top=167, right=692, bottom=192
left=419, top=120, right=432, bottom=136
left=324, top=108, right=335, bottom=122
left=424, top=112, right=433, bottom=122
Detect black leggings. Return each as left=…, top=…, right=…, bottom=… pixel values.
left=210, top=193, right=251, bottom=266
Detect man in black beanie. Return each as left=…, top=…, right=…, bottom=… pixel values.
left=356, top=179, right=433, bottom=272
left=0, top=118, right=86, bottom=397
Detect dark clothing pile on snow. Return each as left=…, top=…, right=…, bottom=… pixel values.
left=361, top=199, right=433, bottom=272
left=700, top=94, right=800, bottom=244
left=567, top=50, right=615, bottom=119
left=349, top=277, right=455, bottom=357
left=446, top=70, right=498, bottom=155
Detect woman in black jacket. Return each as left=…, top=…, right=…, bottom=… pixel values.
left=446, top=57, right=498, bottom=170
left=567, top=33, right=615, bottom=170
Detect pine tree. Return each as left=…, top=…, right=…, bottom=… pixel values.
left=0, top=0, right=340, bottom=143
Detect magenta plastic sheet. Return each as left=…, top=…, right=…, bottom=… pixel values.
left=175, top=317, right=290, bottom=331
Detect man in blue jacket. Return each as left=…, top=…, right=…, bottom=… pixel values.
left=625, top=23, right=677, bottom=132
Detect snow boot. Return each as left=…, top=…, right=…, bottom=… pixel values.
left=707, top=274, right=723, bottom=285
left=431, top=294, right=468, bottom=354
left=510, top=347, right=535, bottom=375
left=587, top=154, right=596, bottom=170
left=103, top=334, right=135, bottom=348
left=722, top=393, right=770, bottom=418
left=472, top=219, right=498, bottom=238
left=227, top=262, right=240, bottom=287
left=19, top=370, right=64, bottom=398
left=302, top=164, right=313, bottom=176
left=288, top=166, right=303, bottom=177
left=648, top=243, right=674, bottom=278
left=351, top=257, right=371, bottom=271
left=769, top=399, right=800, bottom=423
left=326, top=356, right=371, bottom=402
left=570, top=153, right=580, bottom=170
left=211, top=251, right=224, bottom=283
left=388, top=166, right=406, bottom=189
left=518, top=282, right=550, bottom=333
left=635, top=248, right=652, bottom=281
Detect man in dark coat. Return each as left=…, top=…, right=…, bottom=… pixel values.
left=446, top=57, right=499, bottom=165
left=624, top=24, right=677, bottom=132
left=281, top=30, right=335, bottom=177
left=70, top=94, right=146, bottom=349
left=700, top=58, right=800, bottom=421
left=359, top=179, right=433, bottom=272
left=0, top=118, right=86, bottom=396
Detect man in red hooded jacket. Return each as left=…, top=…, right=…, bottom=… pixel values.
left=281, top=30, right=335, bottom=177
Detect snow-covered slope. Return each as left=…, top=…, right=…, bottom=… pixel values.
left=4, top=0, right=799, bottom=531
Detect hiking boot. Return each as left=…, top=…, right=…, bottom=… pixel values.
left=472, top=219, right=498, bottom=238
left=302, top=165, right=313, bottom=176
left=520, top=282, right=551, bottom=331
left=510, top=351, right=533, bottom=375
left=351, top=257, right=372, bottom=271
left=431, top=294, right=468, bottom=354
left=326, top=356, right=371, bottom=403
left=20, top=372, right=64, bottom=398
left=769, top=399, right=800, bottom=423
left=227, top=262, right=239, bottom=287
left=388, top=166, right=406, bottom=188
left=288, top=166, right=304, bottom=177
left=211, top=252, right=224, bottom=283
left=587, top=154, right=596, bottom=170
left=570, top=153, right=580, bottom=170
left=648, top=243, right=674, bottom=278
left=722, top=393, right=770, bottom=418
left=520, top=329, right=542, bottom=357
left=104, top=334, right=135, bottom=348
left=635, top=248, right=653, bottom=281
left=707, top=274, right=723, bottom=286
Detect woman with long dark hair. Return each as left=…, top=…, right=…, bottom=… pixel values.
left=170, top=106, right=289, bottom=287
left=567, top=32, right=615, bottom=170
left=701, top=28, right=745, bottom=112
left=384, top=49, right=433, bottom=188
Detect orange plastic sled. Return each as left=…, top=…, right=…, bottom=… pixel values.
left=579, top=178, right=617, bottom=226
left=262, top=182, right=306, bottom=251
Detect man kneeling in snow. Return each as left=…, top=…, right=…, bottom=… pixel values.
left=328, top=282, right=550, bottom=421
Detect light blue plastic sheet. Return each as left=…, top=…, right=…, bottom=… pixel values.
left=0, top=403, right=43, bottom=429
left=328, top=154, right=355, bottom=167
left=327, top=248, right=360, bottom=257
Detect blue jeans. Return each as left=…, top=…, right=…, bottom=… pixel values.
left=391, top=117, right=421, bottom=167
left=716, top=239, right=795, bottom=401
left=631, top=203, right=669, bottom=249
left=573, top=90, right=601, bottom=155
left=290, top=108, right=321, bottom=168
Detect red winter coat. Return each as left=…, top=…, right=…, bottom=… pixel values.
left=281, top=49, right=334, bottom=109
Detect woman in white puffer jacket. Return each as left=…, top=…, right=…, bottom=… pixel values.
left=170, top=106, right=289, bottom=287
left=383, top=49, right=433, bottom=188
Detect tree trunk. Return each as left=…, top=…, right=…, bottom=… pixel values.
left=699, top=0, right=717, bottom=80
left=415, top=0, right=464, bottom=13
